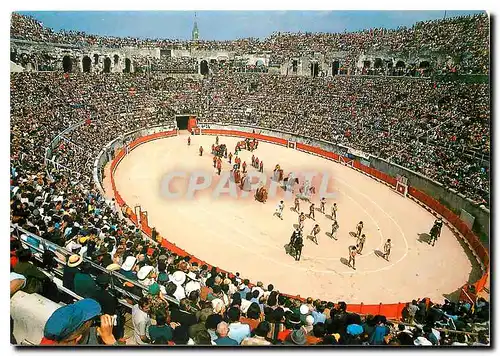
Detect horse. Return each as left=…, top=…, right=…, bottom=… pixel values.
left=255, top=186, right=268, bottom=203
left=273, top=169, right=284, bottom=182
left=283, top=176, right=299, bottom=192
left=236, top=140, right=246, bottom=150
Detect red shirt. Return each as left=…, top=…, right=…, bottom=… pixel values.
left=10, top=251, right=18, bottom=269
left=277, top=329, right=292, bottom=342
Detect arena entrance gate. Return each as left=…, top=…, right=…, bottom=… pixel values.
left=176, top=115, right=191, bottom=130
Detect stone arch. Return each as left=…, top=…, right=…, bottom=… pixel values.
left=124, top=58, right=131, bottom=73
left=10, top=50, right=17, bottom=63
left=82, top=56, right=92, bottom=72
left=114, top=54, right=119, bottom=65
left=310, top=62, right=319, bottom=77
left=395, top=60, right=405, bottom=68
left=93, top=54, right=99, bottom=65
left=200, top=60, right=209, bottom=75
left=62, top=55, right=73, bottom=73
left=332, top=60, right=340, bottom=76
left=103, top=57, right=111, bottom=73
left=374, top=58, right=383, bottom=69
left=363, top=60, right=371, bottom=68
left=419, top=60, right=430, bottom=69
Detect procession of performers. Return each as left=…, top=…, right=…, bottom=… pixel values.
left=192, top=135, right=394, bottom=270
left=236, top=137, right=258, bottom=152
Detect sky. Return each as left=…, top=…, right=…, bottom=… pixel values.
left=17, top=10, right=486, bottom=41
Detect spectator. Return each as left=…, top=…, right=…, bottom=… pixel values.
left=227, top=307, right=251, bottom=344
left=131, top=297, right=152, bottom=345
left=206, top=314, right=224, bottom=342
left=148, top=313, right=173, bottom=344
left=241, top=321, right=272, bottom=345
left=40, top=299, right=117, bottom=345
left=13, top=248, right=50, bottom=295
left=214, top=321, right=239, bottom=345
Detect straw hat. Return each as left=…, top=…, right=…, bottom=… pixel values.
left=67, top=254, right=83, bottom=268
left=137, top=265, right=154, bottom=281
left=106, top=263, right=121, bottom=272
left=121, top=256, right=136, bottom=272
left=171, top=270, right=186, bottom=286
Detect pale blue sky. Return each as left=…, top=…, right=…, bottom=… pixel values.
left=18, top=10, right=485, bottom=41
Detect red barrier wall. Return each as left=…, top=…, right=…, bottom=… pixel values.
left=109, top=128, right=489, bottom=320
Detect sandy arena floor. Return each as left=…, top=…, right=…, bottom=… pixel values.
left=109, top=133, right=481, bottom=304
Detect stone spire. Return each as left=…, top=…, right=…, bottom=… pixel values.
left=192, top=12, right=199, bottom=41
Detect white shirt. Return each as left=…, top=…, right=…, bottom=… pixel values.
left=131, top=304, right=151, bottom=345
left=173, top=285, right=186, bottom=301
left=10, top=272, right=26, bottom=288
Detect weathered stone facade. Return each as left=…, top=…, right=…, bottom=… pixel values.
left=11, top=39, right=445, bottom=76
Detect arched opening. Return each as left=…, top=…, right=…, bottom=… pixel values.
left=62, top=55, right=72, bottom=73
left=374, top=58, right=383, bottom=69
left=332, top=60, right=340, bottom=76
left=103, top=57, right=111, bottom=73
left=419, top=61, right=430, bottom=69
left=292, top=59, right=298, bottom=73
left=310, top=62, right=319, bottom=78
left=200, top=60, right=209, bottom=75
left=395, top=60, right=405, bottom=76
left=82, top=56, right=91, bottom=73
left=124, top=58, right=131, bottom=73
left=363, top=60, right=371, bottom=68
left=114, top=54, right=119, bottom=65
left=93, top=54, right=99, bottom=65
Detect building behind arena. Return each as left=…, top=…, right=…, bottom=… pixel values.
left=10, top=11, right=490, bottom=347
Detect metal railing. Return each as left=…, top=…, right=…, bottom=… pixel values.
left=10, top=224, right=180, bottom=307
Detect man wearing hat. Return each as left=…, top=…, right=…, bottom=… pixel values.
left=277, top=313, right=302, bottom=342
left=74, top=263, right=99, bottom=298
left=137, top=265, right=156, bottom=288
left=13, top=248, right=50, bottom=295
left=94, top=246, right=112, bottom=268
left=63, top=254, right=82, bottom=292
left=147, top=283, right=168, bottom=316
left=119, top=256, right=138, bottom=281
left=284, top=327, right=307, bottom=345
left=40, top=299, right=117, bottom=345
left=93, top=274, right=118, bottom=316
left=170, top=270, right=187, bottom=301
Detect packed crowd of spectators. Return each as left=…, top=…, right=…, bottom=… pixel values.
left=10, top=191, right=491, bottom=346
left=9, top=184, right=491, bottom=346
left=149, top=57, right=198, bottom=74
left=10, top=70, right=489, bottom=204
left=11, top=13, right=489, bottom=74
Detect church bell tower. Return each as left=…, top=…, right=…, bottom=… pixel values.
left=192, top=12, right=199, bottom=41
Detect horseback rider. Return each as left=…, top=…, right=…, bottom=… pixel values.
left=293, top=234, right=304, bottom=261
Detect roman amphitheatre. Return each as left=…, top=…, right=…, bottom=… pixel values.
left=107, top=131, right=482, bottom=304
